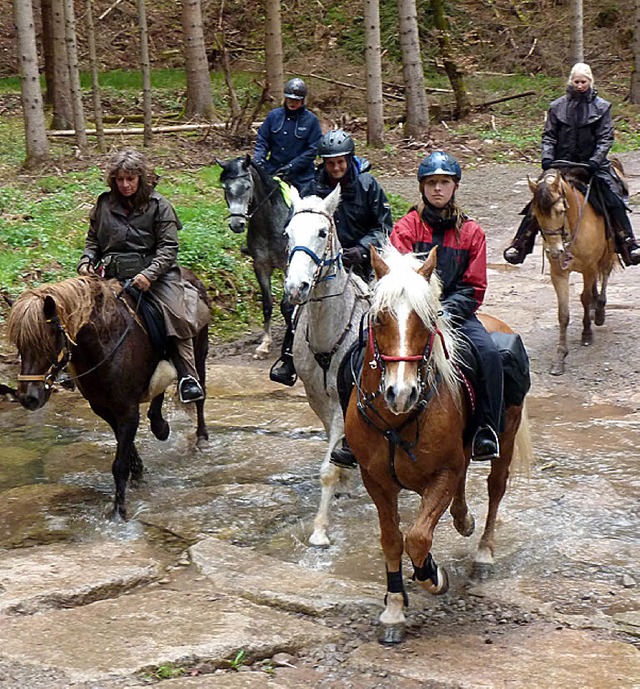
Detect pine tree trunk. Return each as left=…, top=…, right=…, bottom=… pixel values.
left=397, top=0, right=429, bottom=138
left=364, top=0, right=384, bottom=146
left=13, top=0, right=50, bottom=166
left=181, top=0, right=215, bottom=120
left=570, top=0, right=584, bottom=63
left=62, top=0, right=87, bottom=149
left=431, top=0, right=470, bottom=119
left=265, top=0, right=284, bottom=105
left=41, top=0, right=55, bottom=106
left=50, top=0, right=74, bottom=130
left=631, top=0, right=640, bottom=103
left=84, top=0, right=105, bottom=151
left=136, top=0, right=153, bottom=146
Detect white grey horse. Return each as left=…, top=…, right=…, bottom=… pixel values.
left=284, top=186, right=370, bottom=546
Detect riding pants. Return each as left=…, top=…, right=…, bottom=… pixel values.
left=457, top=315, right=504, bottom=435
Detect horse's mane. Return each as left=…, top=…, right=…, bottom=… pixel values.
left=371, top=245, right=461, bottom=401
left=7, top=277, right=123, bottom=357
left=532, top=173, right=561, bottom=215
left=250, top=158, right=281, bottom=195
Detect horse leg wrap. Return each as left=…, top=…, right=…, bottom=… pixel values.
left=384, top=568, right=409, bottom=607
left=412, top=553, right=438, bottom=585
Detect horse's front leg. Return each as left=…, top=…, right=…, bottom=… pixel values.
left=194, top=328, right=209, bottom=448
left=580, top=270, right=597, bottom=346
left=253, top=264, right=273, bottom=360
left=360, top=469, right=407, bottom=646
left=148, top=392, right=170, bottom=441
left=450, top=465, right=475, bottom=537
left=112, top=413, right=140, bottom=521
left=549, top=269, right=570, bottom=375
left=405, top=469, right=458, bottom=596
left=594, top=268, right=610, bottom=327
left=309, top=406, right=345, bottom=547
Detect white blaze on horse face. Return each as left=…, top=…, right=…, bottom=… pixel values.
left=385, top=301, right=419, bottom=415
left=284, top=217, right=327, bottom=304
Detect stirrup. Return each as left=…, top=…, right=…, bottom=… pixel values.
left=330, top=445, right=358, bottom=469
left=269, top=357, right=297, bottom=386
left=471, top=426, right=500, bottom=462
left=178, top=375, right=205, bottom=403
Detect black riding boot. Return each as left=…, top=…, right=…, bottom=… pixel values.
left=610, top=205, right=640, bottom=266
left=471, top=425, right=500, bottom=461
left=170, top=338, right=205, bottom=403
left=330, top=439, right=358, bottom=468
left=503, top=205, right=539, bottom=265
left=269, top=325, right=297, bottom=386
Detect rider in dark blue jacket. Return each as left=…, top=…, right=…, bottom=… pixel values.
left=253, top=78, right=322, bottom=196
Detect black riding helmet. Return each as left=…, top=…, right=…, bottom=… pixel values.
left=284, top=78, right=307, bottom=101
left=318, top=129, right=355, bottom=158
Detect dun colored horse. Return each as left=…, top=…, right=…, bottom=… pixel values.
left=217, top=155, right=289, bottom=359
left=284, top=186, right=370, bottom=546
left=7, top=274, right=209, bottom=520
left=345, top=246, right=532, bottom=645
left=528, top=167, right=616, bottom=375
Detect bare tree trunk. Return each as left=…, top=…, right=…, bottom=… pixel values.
left=215, top=2, right=240, bottom=120
left=62, top=0, right=87, bottom=149
left=49, top=0, right=74, bottom=129
left=364, top=0, right=384, bottom=146
left=181, top=0, right=215, bottom=120
left=13, top=0, right=50, bottom=166
left=41, top=0, right=55, bottom=106
left=431, top=0, right=470, bottom=119
left=84, top=0, right=105, bottom=150
left=136, top=0, right=153, bottom=146
left=631, top=0, right=640, bottom=103
left=265, top=0, right=284, bottom=104
left=570, top=0, right=584, bottom=64
left=397, top=0, right=429, bottom=138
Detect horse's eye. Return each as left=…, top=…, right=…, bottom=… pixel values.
left=318, top=229, right=327, bottom=238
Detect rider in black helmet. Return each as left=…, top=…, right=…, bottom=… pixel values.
left=269, top=129, right=392, bottom=391
left=253, top=78, right=322, bottom=196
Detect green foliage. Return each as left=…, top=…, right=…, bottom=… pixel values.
left=149, top=663, right=186, bottom=680
left=228, top=649, right=246, bottom=670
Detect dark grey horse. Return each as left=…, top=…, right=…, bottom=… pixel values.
left=217, top=155, right=290, bottom=359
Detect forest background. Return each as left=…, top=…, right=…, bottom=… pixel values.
left=0, top=0, right=639, bottom=341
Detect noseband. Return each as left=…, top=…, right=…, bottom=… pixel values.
left=223, top=170, right=279, bottom=222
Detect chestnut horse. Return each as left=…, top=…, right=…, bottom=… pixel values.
left=345, top=245, right=532, bottom=645
left=528, top=167, right=616, bottom=375
left=7, top=274, right=209, bottom=520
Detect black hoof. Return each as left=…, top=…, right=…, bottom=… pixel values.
left=378, top=623, right=406, bottom=646
left=471, top=562, right=494, bottom=581
left=150, top=419, right=170, bottom=441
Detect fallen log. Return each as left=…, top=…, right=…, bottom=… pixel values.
left=47, top=123, right=226, bottom=137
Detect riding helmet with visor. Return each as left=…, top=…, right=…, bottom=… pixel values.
left=284, top=78, right=307, bottom=101
left=417, top=151, right=462, bottom=182
left=317, top=129, right=356, bottom=158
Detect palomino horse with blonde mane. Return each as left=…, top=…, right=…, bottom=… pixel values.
left=345, top=245, right=532, bottom=645
left=528, top=165, right=616, bottom=375
left=7, top=273, right=209, bottom=520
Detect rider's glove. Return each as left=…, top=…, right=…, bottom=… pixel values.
left=342, top=246, right=368, bottom=268
left=541, top=159, right=553, bottom=171
left=274, top=165, right=292, bottom=181
left=77, top=260, right=95, bottom=276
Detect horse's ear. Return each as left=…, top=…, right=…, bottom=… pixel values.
left=323, top=185, right=342, bottom=217
left=418, top=246, right=438, bottom=281
left=527, top=176, right=538, bottom=194
left=213, top=157, right=225, bottom=169
left=43, top=295, right=57, bottom=321
left=371, top=246, right=389, bottom=280
left=289, top=184, right=301, bottom=209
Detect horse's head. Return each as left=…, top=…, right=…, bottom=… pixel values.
left=368, top=246, right=459, bottom=415
left=283, top=185, right=343, bottom=305
left=217, top=153, right=254, bottom=233
left=528, top=170, right=569, bottom=260
left=8, top=293, right=70, bottom=411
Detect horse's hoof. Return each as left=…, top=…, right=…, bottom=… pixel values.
left=581, top=336, right=593, bottom=346
left=549, top=363, right=565, bottom=376
left=421, top=566, right=449, bottom=595
left=378, top=623, right=406, bottom=646
left=253, top=349, right=269, bottom=360
left=595, top=312, right=605, bottom=327
left=150, top=419, right=170, bottom=441
left=309, top=531, right=331, bottom=548
left=196, top=436, right=210, bottom=451
left=455, top=512, right=475, bottom=538
left=471, top=562, right=494, bottom=581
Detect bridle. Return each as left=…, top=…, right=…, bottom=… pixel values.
left=223, top=169, right=280, bottom=223
left=17, top=313, right=73, bottom=391
left=287, top=208, right=344, bottom=289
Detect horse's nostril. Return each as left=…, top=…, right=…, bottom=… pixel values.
left=22, top=395, right=41, bottom=411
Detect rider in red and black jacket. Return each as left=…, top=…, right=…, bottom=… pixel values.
left=390, top=151, right=503, bottom=462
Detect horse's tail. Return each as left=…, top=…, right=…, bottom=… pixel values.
left=511, top=399, right=534, bottom=479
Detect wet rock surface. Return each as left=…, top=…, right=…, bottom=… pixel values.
left=0, top=159, right=638, bottom=688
